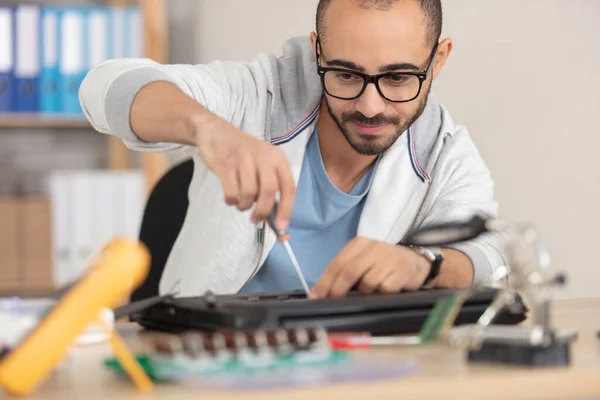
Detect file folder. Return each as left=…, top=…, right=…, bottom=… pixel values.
left=49, top=172, right=74, bottom=287
left=126, top=7, right=144, bottom=58
left=111, top=6, right=126, bottom=59
left=87, top=7, right=112, bottom=69
left=0, top=7, right=13, bottom=112
left=59, top=8, right=86, bottom=115
left=39, top=7, right=61, bottom=114
left=14, top=4, right=40, bottom=112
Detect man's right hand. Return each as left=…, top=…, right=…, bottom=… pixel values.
left=127, top=81, right=294, bottom=231
left=194, top=117, right=296, bottom=232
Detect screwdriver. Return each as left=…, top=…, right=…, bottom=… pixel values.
left=267, top=202, right=311, bottom=296
left=327, top=333, right=422, bottom=350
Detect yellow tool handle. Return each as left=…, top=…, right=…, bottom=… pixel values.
left=0, top=238, right=150, bottom=396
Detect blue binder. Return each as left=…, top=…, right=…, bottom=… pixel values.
left=58, top=7, right=87, bottom=115
left=39, top=7, right=61, bottom=114
left=0, top=7, right=14, bottom=112
left=13, top=4, right=41, bottom=112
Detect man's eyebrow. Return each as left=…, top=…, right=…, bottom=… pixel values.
left=379, top=63, right=420, bottom=73
left=326, top=59, right=366, bottom=72
left=325, top=59, right=421, bottom=73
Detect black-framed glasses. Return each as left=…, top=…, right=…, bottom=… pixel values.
left=316, top=39, right=438, bottom=103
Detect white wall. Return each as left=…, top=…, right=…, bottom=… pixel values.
left=193, top=0, right=319, bottom=63
left=434, top=0, right=600, bottom=299
left=184, top=0, right=600, bottom=299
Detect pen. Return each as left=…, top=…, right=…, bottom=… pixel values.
left=267, top=202, right=311, bottom=297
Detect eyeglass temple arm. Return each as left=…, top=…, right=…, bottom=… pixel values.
left=426, top=44, right=439, bottom=75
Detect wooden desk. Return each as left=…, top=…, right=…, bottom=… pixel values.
left=6, top=299, right=600, bottom=400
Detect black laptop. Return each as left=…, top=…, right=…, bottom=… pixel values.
left=128, top=287, right=527, bottom=336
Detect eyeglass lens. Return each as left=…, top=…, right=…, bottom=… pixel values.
left=323, top=71, right=421, bottom=101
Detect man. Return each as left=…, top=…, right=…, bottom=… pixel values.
left=79, top=0, right=505, bottom=298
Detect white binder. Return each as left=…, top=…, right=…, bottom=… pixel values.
left=0, top=8, right=13, bottom=74
left=14, top=5, right=40, bottom=82
left=0, top=7, right=13, bottom=111
left=49, top=172, right=74, bottom=287
left=111, top=7, right=126, bottom=59
left=126, top=7, right=144, bottom=58
left=87, top=7, right=111, bottom=69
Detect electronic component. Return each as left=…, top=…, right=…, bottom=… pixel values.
left=105, top=327, right=343, bottom=381
left=129, top=287, right=527, bottom=336
left=404, top=215, right=576, bottom=367
left=104, top=327, right=419, bottom=390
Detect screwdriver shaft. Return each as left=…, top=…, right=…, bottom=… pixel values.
left=282, top=240, right=311, bottom=296
left=267, top=201, right=311, bottom=297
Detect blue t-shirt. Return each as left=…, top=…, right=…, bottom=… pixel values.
left=240, top=129, right=380, bottom=293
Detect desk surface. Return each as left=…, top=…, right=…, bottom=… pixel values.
left=8, top=298, right=600, bottom=400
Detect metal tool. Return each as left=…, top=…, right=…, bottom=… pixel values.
left=267, top=202, right=311, bottom=296
left=404, top=215, right=575, bottom=367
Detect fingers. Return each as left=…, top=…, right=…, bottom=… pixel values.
left=312, top=239, right=371, bottom=298
left=274, top=160, right=295, bottom=232
left=314, top=240, right=423, bottom=298
left=328, top=260, right=373, bottom=298
left=377, top=271, right=409, bottom=294
left=357, top=266, right=393, bottom=294
left=236, top=155, right=258, bottom=211
left=218, top=139, right=295, bottom=228
left=251, top=162, right=279, bottom=223
left=206, top=128, right=295, bottom=223
left=357, top=267, right=411, bottom=295
left=222, top=165, right=241, bottom=206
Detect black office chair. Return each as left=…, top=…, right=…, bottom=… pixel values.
left=130, top=158, right=194, bottom=302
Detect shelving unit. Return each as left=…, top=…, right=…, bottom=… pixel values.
left=137, top=0, right=169, bottom=191
left=100, top=0, right=170, bottom=190
left=0, top=114, right=90, bottom=128
left=1, top=0, right=169, bottom=192
left=0, top=0, right=170, bottom=296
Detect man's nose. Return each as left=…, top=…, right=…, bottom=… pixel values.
left=355, top=83, right=386, bottom=118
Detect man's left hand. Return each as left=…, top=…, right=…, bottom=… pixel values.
left=312, top=237, right=431, bottom=298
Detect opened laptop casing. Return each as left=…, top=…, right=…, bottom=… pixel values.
left=130, top=288, right=528, bottom=336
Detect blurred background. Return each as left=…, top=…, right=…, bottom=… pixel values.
left=0, top=0, right=598, bottom=299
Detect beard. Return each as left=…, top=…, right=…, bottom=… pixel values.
left=325, top=88, right=430, bottom=156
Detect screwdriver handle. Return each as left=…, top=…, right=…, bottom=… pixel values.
left=268, top=201, right=289, bottom=241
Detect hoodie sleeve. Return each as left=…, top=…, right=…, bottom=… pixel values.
left=78, top=56, right=271, bottom=152
left=417, top=126, right=507, bottom=287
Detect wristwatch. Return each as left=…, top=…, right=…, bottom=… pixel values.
left=412, top=247, right=444, bottom=285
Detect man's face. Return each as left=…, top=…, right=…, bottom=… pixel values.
left=314, top=0, right=441, bottom=156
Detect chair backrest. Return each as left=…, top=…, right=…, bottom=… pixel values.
left=130, top=158, right=194, bottom=302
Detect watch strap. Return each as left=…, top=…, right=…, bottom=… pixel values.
left=412, top=246, right=443, bottom=285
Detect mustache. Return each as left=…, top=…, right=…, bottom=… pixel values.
left=341, top=111, right=400, bottom=126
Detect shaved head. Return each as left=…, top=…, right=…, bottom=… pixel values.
left=316, top=0, right=443, bottom=47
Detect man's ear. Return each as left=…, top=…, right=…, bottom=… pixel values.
left=310, top=32, right=318, bottom=54
left=432, top=38, right=453, bottom=80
